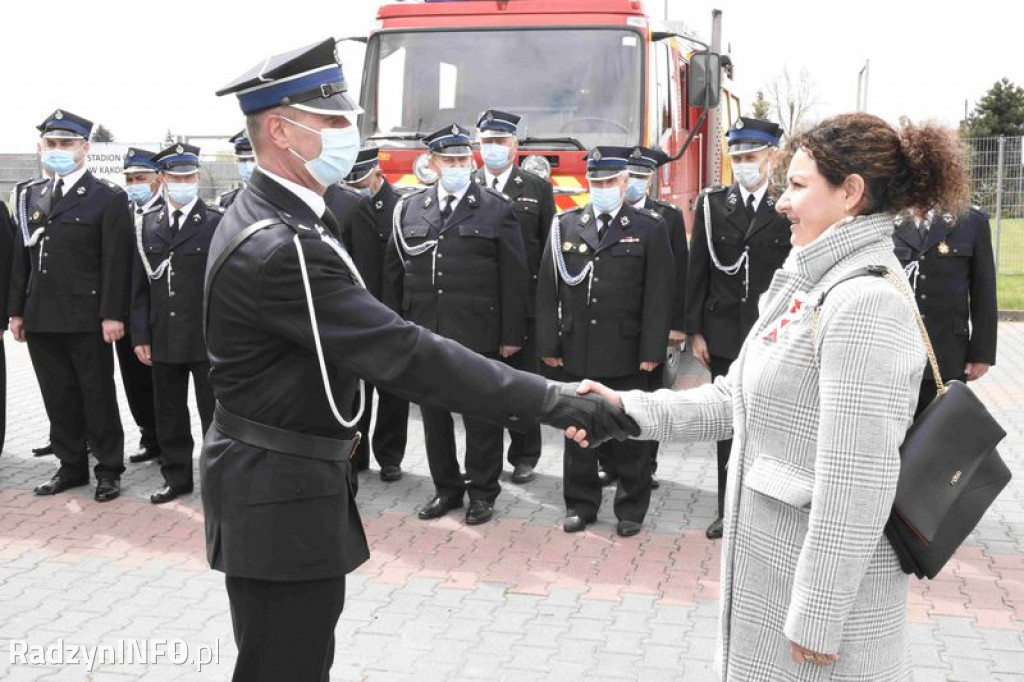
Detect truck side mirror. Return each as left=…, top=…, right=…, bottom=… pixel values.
left=688, top=51, right=722, bottom=109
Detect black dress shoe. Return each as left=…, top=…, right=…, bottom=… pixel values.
left=32, top=443, right=55, bottom=457
left=510, top=463, right=536, bottom=484
left=94, top=478, right=121, bottom=502
left=379, top=465, right=403, bottom=482
left=650, top=473, right=661, bottom=490
left=150, top=483, right=194, bottom=504
left=465, top=500, right=494, bottom=525
left=128, top=447, right=161, bottom=464
left=706, top=517, right=724, bottom=540
left=417, top=495, right=463, bottom=520
left=562, top=513, right=596, bottom=533
left=34, top=473, right=89, bottom=496
left=597, top=469, right=618, bottom=487
left=616, top=520, right=643, bottom=537
left=462, top=471, right=472, bottom=482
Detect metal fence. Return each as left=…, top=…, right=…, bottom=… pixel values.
left=967, top=136, right=1024, bottom=275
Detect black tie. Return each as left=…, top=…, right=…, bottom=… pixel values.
left=598, top=213, right=612, bottom=240
left=52, top=179, right=64, bottom=205
left=492, top=177, right=500, bottom=190
left=170, top=209, right=182, bottom=238
left=441, top=195, right=455, bottom=222
left=918, top=218, right=929, bottom=241
left=745, top=194, right=757, bottom=223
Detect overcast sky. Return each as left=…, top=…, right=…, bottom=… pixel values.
left=2, top=0, right=1019, bottom=152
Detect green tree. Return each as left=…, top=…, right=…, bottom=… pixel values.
left=91, top=124, right=115, bottom=143
left=751, top=90, right=772, bottom=120
left=962, top=78, right=1024, bottom=137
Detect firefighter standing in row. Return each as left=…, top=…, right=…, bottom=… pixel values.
left=684, top=117, right=791, bottom=539
left=9, top=109, right=133, bottom=502
left=131, top=144, right=221, bottom=504
left=216, top=131, right=254, bottom=210
left=342, top=147, right=409, bottom=482
left=537, top=146, right=675, bottom=537
left=473, top=108, right=557, bottom=484
left=384, top=123, right=530, bottom=526
left=893, top=207, right=997, bottom=415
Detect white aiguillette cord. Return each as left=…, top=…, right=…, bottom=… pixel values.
left=292, top=223, right=366, bottom=429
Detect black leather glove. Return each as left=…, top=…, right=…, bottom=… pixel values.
left=538, top=381, right=641, bottom=447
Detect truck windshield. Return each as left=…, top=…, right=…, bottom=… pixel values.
left=361, top=28, right=644, bottom=149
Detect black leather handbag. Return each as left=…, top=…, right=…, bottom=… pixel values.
left=823, top=266, right=1011, bottom=579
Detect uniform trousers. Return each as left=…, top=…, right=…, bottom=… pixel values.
left=0, top=338, right=6, bottom=453
left=226, top=575, right=345, bottom=682
left=114, top=335, right=158, bottom=450
left=421, top=398, right=503, bottom=503
left=351, top=383, right=409, bottom=471
left=152, top=361, right=214, bottom=487
left=501, top=321, right=542, bottom=468
left=26, top=331, right=124, bottom=479
left=563, top=372, right=653, bottom=523
left=710, top=354, right=735, bottom=518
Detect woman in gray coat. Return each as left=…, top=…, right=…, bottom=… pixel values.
left=566, top=113, right=970, bottom=681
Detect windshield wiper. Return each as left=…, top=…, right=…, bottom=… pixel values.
left=520, top=136, right=585, bottom=151
left=366, top=132, right=426, bottom=141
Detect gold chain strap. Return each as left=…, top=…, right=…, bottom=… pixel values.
left=880, top=270, right=946, bottom=396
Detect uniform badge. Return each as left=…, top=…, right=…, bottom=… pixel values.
left=76, top=186, right=86, bottom=196
left=938, top=240, right=951, bottom=255
left=192, top=213, right=201, bottom=223
left=578, top=244, right=588, bottom=254
left=735, top=118, right=744, bottom=129
left=424, top=196, right=432, bottom=208
left=620, top=216, right=630, bottom=227
left=766, top=195, right=775, bottom=208
left=620, top=236, right=640, bottom=243
left=942, top=212, right=954, bottom=225
left=592, top=149, right=602, bottom=162
left=485, top=111, right=494, bottom=123
left=55, top=110, right=64, bottom=120
left=513, top=175, right=522, bottom=186
left=580, top=213, right=591, bottom=225
left=175, top=144, right=184, bottom=154
left=450, top=124, right=459, bottom=136
left=126, top=149, right=135, bottom=158
left=562, top=241, right=573, bottom=252
left=375, top=200, right=384, bottom=210
left=467, top=194, right=477, bottom=205
left=631, top=148, right=642, bottom=159
left=31, top=210, right=41, bottom=221
left=727, top=193, right=738, bottom=206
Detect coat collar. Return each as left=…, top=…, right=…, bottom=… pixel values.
left=791, top=213, right=898, bottom=285
left=745, top=185, right=781, bottom=239
left=249, top=167, right=322, bottom=227
left=439, top=180, right=482, bottom=233
left=47, top=170, right=97, bottom=220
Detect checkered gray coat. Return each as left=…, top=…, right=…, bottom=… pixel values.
left=622, top=214, right=925, bottom=681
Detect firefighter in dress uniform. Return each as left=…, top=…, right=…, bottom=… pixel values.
left=0, top=198, right=14, bottom=453
left=536, top=146, right=675, bottom=537
left=473, top=108, right=557, bottom=484
left=131, top=144, right=222, bottom=503
left=893, top=207, right=997, bottom=415
left=117, top=147, right=162, bottom=464
left=684, top=116, right=791, bottom=539
left=216, top=131, right=254, bottom=210
left=9, top=109, right=132, bottom=502
left=341, top=147, right=409, bottom=482
left=384, top=123, right=530, bottom=526
left=206, top=38, right=630, bottom=681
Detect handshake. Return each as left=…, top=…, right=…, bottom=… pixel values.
left=538, top=381, right=640, bottom=447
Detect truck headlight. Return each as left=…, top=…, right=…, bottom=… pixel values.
left=521, top=155, right=551, bottom=180
left=413, top=153, right=438, bottom=186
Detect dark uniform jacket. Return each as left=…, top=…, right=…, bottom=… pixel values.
left=130, top=200, right=222, bottom=364
left=893, top=208, right=997, bottom=380
left=8, top=171, right=133, bottom=333
left=684, top=183, right=791, bottom=360
left=643, top=196, right=689, bottom=331
left=383, top=181, right=529, bottom=354
left=536, top=203, right=675, bottom=378
left=341, top=180, right=397, bottom=301
left=217, top=185, right=243, bottom=209
left=201, top=168, right=547, bottom=582
left=474, top=166, right=556, bottom=317
left=0, top=201, right=15, bottom=327
left=324, top=183, right=363, bottom=240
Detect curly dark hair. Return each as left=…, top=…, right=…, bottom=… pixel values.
left=785, top=113, right=970, bottom=215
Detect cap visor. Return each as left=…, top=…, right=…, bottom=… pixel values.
left=289, top=91, right=364, bottom=117
left=728, top=142, right=769, bottom=155
left=124, top=166, right=158, bottom=174
left=433, top=146, right=473, bottom=157
left=586, top=169, right=626, bottom=180
left=162, top=166, right=201, bottom=175
left=626, top=164, right=655, bottom=175
left=478, top=130, right=516, bottom=139
left=41, top=129, right=86, bottom=140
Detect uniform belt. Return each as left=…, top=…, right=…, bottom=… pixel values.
left=213, top=403, right=360, bottom=462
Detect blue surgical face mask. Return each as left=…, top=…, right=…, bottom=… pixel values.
left=440, top=165, right=473, bottom=194
left=589, top=184, right=624, bottom=214
left=237, top=161, right=255, bottom=183
left=480, top=143, right=511, bottom=170
left=166, top=182, right=198, bottom=206
left=624, top=176, right=649, bottom=203
left=282, top=116, right=361, bottom=187
left=41, top=149, right=79, bottom=176
left=126, top=183, right=153, bottom=204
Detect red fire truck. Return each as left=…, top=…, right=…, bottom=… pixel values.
left=355, top=0, right=740, bottom=226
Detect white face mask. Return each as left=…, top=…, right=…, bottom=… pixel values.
left=733, top=162, right=765, bottom=191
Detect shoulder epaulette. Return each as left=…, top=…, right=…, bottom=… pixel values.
left=205, top=203, right=225, bottom=214
left=482, top=186, right=511, bottom=202
left=634, top=206, right=663, bottom=221
left=558, top=205, right=584, bottom=216
left=649, top=196, right=681, bottom=212
left=698, top=185, right=728, bottom=199
left=968, top=204, right=989, bottom=219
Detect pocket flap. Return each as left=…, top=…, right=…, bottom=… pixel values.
left=610, top=243, right=644, bottom=257
left=247, top=456, right=343, bottom=505
left=402, top=224, right=430, bottom=239
left=744, top=455, right=814, bottom=509
left=459, top=224, right=496, bottom=239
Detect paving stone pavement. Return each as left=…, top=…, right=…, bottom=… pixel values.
left=0, top=325, right=1022, bottom=681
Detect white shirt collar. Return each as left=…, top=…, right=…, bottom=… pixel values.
left=260, top=167, right=327, bottom=218
left=483, top=165, right=514, bottom=192
left=167, top=196, right=199, bottom=225
left=437, top=180, right=470, bottom=211
left=592, top=203, right=622, bottom=225
left=739, top=182, right=768, bottom=212
left=631, top=197, right=646, bottom=210
left=54, top=164, right=88, bottom=194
